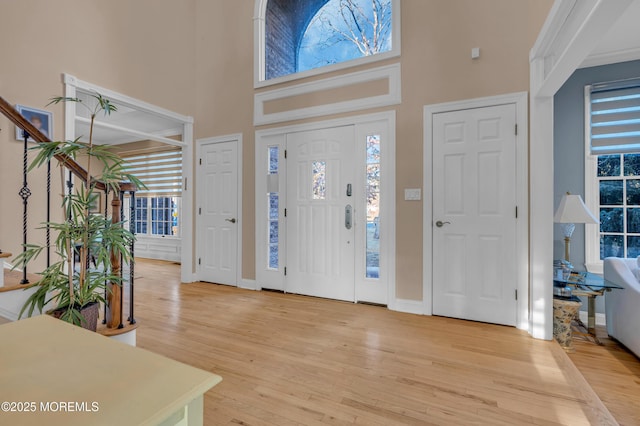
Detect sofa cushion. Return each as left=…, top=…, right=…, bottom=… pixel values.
left=604, top=257, right=640, bottom=358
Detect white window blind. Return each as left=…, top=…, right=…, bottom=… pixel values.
left=590, top=78, right=640, bottom=155
left=123, top=149, right=182, bottom=195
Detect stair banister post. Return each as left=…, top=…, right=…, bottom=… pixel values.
left=46, top=159, right=51, bottom=268
left=118, top=190, right=124, bottom=329
left=102, top=186, right=109, bottom=325
left=106, top=192, right=122, bottom=329
left=18, top=131, right=31, bottom=284
left=129, top=190, right=136, bottom=325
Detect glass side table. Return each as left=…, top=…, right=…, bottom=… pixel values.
left=553, top=270, right=623, bottom=345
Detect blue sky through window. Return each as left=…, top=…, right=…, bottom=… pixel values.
left=298, top=0, right=392, bottom=73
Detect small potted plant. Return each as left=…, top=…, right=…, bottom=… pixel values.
left=15, top=94, right=144, bottom=330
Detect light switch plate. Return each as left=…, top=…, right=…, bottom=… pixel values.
left=404, top=188, right=421, bottom=201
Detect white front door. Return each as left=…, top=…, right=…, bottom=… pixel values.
left=197, top=140, right=238, bottom=286
left=286, top=126, right=356, bottom=301
left=432, top=104, right=517, bottom=326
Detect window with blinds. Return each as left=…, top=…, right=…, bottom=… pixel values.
left=590, top=78, right=640, bottom=155
left=123, top=148, right=182, bottom=237
left=589, top=78, right=640, bottom=259
left=123, top=149, right=183, bottom=195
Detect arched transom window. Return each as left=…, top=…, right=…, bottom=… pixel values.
left=260, top=0, right=396, bottom=83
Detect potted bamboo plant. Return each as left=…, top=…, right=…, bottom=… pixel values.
left=15, top=94, right=144, bottom=330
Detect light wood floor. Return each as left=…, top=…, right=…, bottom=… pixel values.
left=127, top=259, right=640, bottom=425
left=570, top=327, right=640, bottom=425
left=3, top=261, right=634, bottom=424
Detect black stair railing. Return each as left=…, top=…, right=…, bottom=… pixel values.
left=0, top=96, right=137, bottom=329
left=18, top=129, right=32, bottom=284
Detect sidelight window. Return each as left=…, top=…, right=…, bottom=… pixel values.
left=366, top=134, right=381, bottom=278
left=268, top=146, right=280, bottom=269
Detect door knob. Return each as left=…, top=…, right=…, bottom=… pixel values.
left=435, top=220, right=450, bottom=228
left=225, top=218, right=237, bottom=224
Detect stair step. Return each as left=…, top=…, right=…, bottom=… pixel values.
left=97, top=321, right=139, bottom=337
left=1, top=269, right=39, bottom=293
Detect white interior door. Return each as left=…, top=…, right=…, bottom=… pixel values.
left=198, top=140, right=238, bottom=286
left=286, top=126, right=355, bottom=301
left=432, top=104, right=517, bottom=326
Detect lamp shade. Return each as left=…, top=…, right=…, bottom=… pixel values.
left=554, top=193, right=599, bottom=224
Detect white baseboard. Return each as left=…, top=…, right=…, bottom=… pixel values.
left=0, top=281, right=40, bottom=321
left=578, top=311, right=606, bottom=326
left=239, top=279, right=257, bottom=291
left=391, top=298, right=424, bottom=315
left=0, top=306, right=18, bottom=321
left=108, top=329, right=136, bottom=346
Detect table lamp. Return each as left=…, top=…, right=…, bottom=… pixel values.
left=554, top=192, right=599, bottom=263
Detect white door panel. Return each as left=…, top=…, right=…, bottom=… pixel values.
left=433, top=104, right=517, bottom=326
left=198, top=141, right=238, bottom=286
left=286, top=126, right=355, bottom=301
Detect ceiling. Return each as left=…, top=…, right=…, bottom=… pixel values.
left=73, top=91, right=185, bottom=147
left=580, top=0, right=640, bottom=68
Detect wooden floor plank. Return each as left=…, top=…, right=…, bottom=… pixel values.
left=570, top=327, right=640, bottom=425
left=130, top=259, right=634, bottom=424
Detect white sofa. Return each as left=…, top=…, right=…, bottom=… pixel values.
left=603, top=257, right=640, bottom=358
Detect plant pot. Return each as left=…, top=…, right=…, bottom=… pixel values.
left=48, top=302, right=100, bottom=332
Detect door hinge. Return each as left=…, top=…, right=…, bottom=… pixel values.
left=515, top=206, right=518, bottom=218
left=199, top=158, right=202, bottom=165
left=515, top=124, right=518, bottom=136
left=515, top=289, right=518, bottom=300
left=198, top=258, right=201, bottom=265
left=284, top=149, right=287, bottom=159
left=284, top=208, right=287, bottom=217
left=199, top=207, right=202, bottom=215
left=284, top=267, right=287, bottom=276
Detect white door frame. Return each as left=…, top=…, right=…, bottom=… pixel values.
left=529, top=0, right=634, bottom=340
left=423, top=92, right=529, bottom=331
left=196, top=134, right=244, bottom=288
left=255, top=111, right=396, bottom=307
left=62, top=73, right=195, bottom=283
